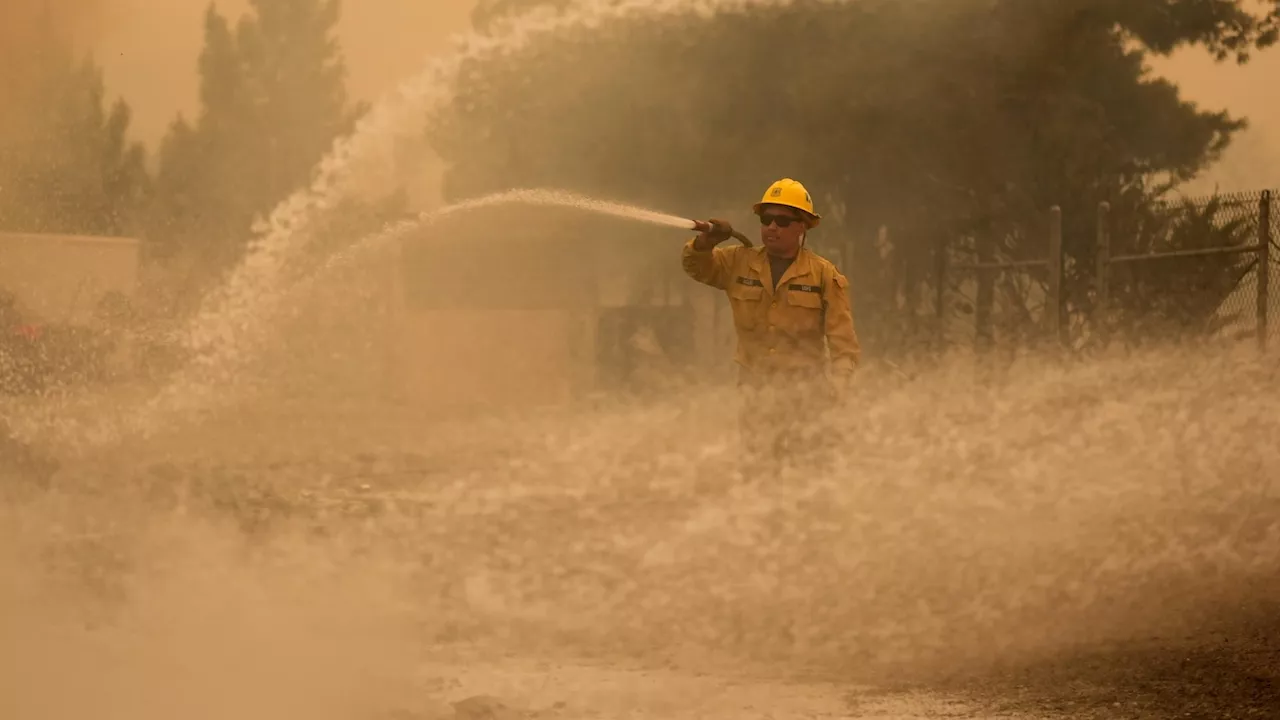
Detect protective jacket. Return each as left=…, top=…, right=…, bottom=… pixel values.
left=681, top=239, right=861, bottom=388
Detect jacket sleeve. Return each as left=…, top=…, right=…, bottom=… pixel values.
left=823, top=267, right=862, bottom=381
left=681, top=238, right=739, bottom=290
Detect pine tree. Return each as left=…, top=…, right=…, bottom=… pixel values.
left=151, top=0, right=362, bottom=272
left=0, top=14, right=149, bottom=237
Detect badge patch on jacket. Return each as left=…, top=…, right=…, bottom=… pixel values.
left=787, top=283, right=821, bottom=294
left=735, top=276, right=764, bottom=287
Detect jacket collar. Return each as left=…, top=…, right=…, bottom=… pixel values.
left=747, top=246, right=818, bottom=294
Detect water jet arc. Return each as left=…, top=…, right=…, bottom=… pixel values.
left=423, top=188, right=754, bottom=247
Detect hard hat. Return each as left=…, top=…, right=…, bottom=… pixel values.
left=752, top=178, right=821, bottom=227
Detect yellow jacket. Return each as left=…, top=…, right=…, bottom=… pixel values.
left=682, top=239, right=861, bottom=384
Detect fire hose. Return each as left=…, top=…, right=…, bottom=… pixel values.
left=689, top=219, right=753, bottom=248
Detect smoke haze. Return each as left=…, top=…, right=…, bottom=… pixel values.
left=11, top=1, right=1268, bottom=193
left=3, top=2, right=1279, bottom=718
left=1, top=1, right=106, bottom=141
left=94, top=0, right=478, bottom=146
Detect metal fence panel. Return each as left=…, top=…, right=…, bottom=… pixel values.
left=1096, top=189, right=1275, bottom=352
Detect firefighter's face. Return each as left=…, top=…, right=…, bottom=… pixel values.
left=757, top=204, right=807, bottom=258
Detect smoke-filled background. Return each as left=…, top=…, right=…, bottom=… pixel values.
left=3, top=1, right=1280, bottom=719
left=92, top=0, right=1280, bottom=190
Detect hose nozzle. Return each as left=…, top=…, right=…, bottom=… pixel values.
left=691, top=219, right=753, bottom=248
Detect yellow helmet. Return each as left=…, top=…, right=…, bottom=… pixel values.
left=752, top=178, right=821, bottom=228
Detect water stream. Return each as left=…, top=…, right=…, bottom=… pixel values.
left=3, top=1, right=1279, bottom=718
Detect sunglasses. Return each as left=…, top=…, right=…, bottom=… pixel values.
left=759, top=212, right=804, bottom=228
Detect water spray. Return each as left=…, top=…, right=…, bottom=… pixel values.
left=422, top=188, right=755, bottom=247
left=0, top=187, right=754, bottom=450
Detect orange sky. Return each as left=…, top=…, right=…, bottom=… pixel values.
left=1148, top=48, right=1280, bottom=194
left=86, top=0, right=1278, bottom=197
left=95, top=0, right=478, bottom=143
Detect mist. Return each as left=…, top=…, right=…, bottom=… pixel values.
left=3, top=1, right=1280, bottom=719
left=4, top=338, right=1279, bottom=718
left=93, top=0, right=477, bottom=148
left=1, top=1, right=104, bottom=140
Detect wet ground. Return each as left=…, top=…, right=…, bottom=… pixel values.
left=918, top=609, right=1280, bottom=719
left=8, top=456, right=1274, bottom=718
left=3, top=351, right=1278, bottom=720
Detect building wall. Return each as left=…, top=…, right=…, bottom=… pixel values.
left=0, top=233, right=140, bottom=325
left=389, top=215, right=598, bottom=414
left=387, top=213, right=718, bottom=414
left=393, top=308, right=593, bottom=415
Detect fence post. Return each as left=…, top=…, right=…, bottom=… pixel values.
left=1095, top=201, right=1111, bottom=348
left=1045, top=206, right=1063, bottom=346
left=1259, top=190, right=1272, bottom=354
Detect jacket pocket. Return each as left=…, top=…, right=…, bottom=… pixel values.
left=728, top=280, right=765, bottom=330
left=783, top=287, right=824, bottom=334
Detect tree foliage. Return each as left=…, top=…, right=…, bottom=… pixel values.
left=150, top=0, right=364, bottom=273
left=0, top=17, right=149, bottom=237
left=429, top=0, right=1280, bottom=356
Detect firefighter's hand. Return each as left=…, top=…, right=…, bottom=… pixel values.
left=694, top=218, right=734, bottom=251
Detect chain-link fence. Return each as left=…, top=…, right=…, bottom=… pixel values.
left=913, top=189, right=1276, bottom=369
left=1094, top=188, right=1275, bottom=353
left=633, top=187, right=1276, bottom=380
left=934, top=208, right=1064, bottom=365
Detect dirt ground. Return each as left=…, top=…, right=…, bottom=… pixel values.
left=4, top=352, right=1278, bottom=720
left=11, top=463, right=1270, bottom=720
left=975, top=623, right=1279, bottom=719
left=408, top=611, right=1280, bottom=720
left=847, top=598, right=1280, bottom=719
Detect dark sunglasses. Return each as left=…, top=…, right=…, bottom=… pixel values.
left=759, top=212, right=803, bottom=228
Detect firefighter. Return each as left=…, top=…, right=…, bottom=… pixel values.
left=681, top=178, right=861, bottom=476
